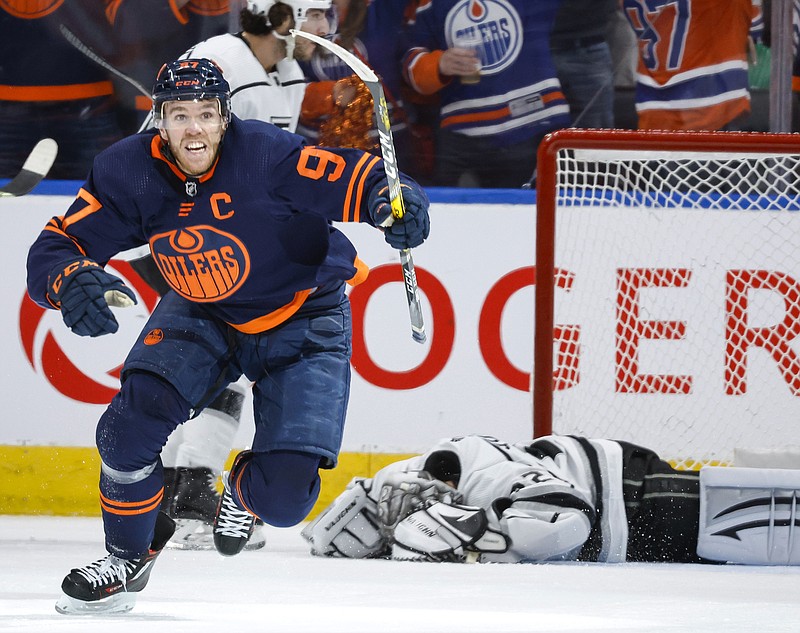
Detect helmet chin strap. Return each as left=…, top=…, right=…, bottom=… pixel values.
left=273, top=31, right=297, bottom=62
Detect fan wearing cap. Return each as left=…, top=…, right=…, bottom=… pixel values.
left=27, top=58, right=431, bottom=616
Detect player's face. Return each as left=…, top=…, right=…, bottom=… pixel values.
left=294, top=9, right=331, bottom=61
left=159, top=99, right=226, bottom=176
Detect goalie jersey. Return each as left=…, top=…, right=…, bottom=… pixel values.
left=372, top=435, right=630, bottom=563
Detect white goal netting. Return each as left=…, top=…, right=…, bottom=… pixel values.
left=534, top=130, right=800, bottom=469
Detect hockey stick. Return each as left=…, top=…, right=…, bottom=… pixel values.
left=0, top=138, right=58, bottom=197
left=59, top=24, right=151, bottom=98
left=291, top=30, right=427, bottom=344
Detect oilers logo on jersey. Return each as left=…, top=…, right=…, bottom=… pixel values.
left=444, top=0, right=522, bottom=76
left=150, top=226, right=250, bottom=301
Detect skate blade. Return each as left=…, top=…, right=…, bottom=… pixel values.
left=55, top=592, right=136, bottom=615
left=245, top=527, right=266, bottom=551
left=166, top=519, right=215, bottom=551
left=168, top=519, right=266, bottom=551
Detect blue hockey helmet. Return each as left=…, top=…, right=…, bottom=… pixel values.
left=151, top=59, right=231, bottom=128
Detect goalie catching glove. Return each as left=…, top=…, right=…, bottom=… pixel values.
left=377, top=470, right=463, bottom=536
left=391, top=501, right=509, bottom=563
left=368, top=177, right=430, bottom=250
left=47, top=257, right=136, bottom=337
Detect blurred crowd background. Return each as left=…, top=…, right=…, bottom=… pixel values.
left=0, top=0, right=795, bottom=188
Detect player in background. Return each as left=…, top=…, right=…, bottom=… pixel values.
left=128, top=0, right=337, bottom=553
left=304, top=434, right=800, bottom=566
left=401, top=0, right=570, bottom=188
left=27, top=58, right=430, bottom=615
left=622, top=0, right=763, bottom=130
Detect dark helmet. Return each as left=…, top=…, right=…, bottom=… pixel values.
left=151, top=58, right=231, bottom=127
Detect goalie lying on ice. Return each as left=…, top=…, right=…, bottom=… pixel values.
left=302, top=435, right=800, bottom=565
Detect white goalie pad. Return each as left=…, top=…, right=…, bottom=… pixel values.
left=698, top=467, right=800, bottom=565
left=301, top=479, right=387, bottom=558
left=391, top=502, right=508, bottom=563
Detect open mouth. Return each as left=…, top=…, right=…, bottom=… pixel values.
left=185, top=141, right=207, bottom=155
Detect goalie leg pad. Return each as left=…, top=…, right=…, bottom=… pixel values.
left=301, top=479, right=387, bottom=558
left=698, top=466, right=800, bottom=565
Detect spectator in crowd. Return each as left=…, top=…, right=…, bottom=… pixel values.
left=550, top=0, right=616, bottom=129
left=297, top=0, right=420, bottom=177
left=607, top=3, right=639, bottom=130
left=0, top=3, right=124, bottom=180
left=402, top=0, right=569, bottom=188
left=622, top=0, right=763, bottom=131
left=105, top=0, right=234, bottom=133
left=127, top=0, right=337, bottom=552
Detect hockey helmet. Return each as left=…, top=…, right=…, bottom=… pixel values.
left=151, top=58, right=231, bottom=128
left=246, top=0, right=335, bottom=33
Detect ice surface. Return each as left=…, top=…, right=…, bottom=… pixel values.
left=1, top=515, right=798, bottom=633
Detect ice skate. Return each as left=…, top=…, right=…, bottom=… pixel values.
left=55, top=511, right=175, bottom=615
left=164, top=467, right=265, bottom=551
left=213, top=471, right=257, bottom=556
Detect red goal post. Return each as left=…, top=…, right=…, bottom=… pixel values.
left=534, top=128, right=800, bottom=469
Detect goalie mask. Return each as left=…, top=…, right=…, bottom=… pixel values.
left=151, top=59, right=231, bottom=130
left=246, top=0, right=336, bottom=60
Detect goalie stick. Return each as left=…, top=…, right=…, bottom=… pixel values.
left=0, top=138, right=58, bottom=198
left=291, top=29, right=427, bottom=344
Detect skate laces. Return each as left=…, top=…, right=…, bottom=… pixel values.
left=75, top=555, right=136, bottom=589
left=215, top=487, right=254, bottom=538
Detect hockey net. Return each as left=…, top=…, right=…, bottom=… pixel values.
left=533, top=129, right=800, bottom=469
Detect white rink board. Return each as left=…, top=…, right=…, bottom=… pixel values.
left=0, top=193, right=536, bottom=453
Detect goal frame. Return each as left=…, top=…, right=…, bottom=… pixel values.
left=533, top=127, right=800, bottom=440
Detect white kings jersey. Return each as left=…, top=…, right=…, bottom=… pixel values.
left=181, top=33, right=307, bottom=132
left=370, top=435, right=629, bottom=563
left=138, top=33, right=307, bottom=133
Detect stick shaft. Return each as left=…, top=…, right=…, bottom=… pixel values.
left=291, top=30, right=426, bottom=343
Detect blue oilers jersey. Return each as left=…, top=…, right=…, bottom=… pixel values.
left=403, top=0, right=570, bottom=146
left=27, top=117, right=389, bottom=334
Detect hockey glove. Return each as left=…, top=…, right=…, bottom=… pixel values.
left=47, top=258, right=136, bottom=337
left=391, top=501, right=509, bottom=563
left=301, top=478, right=388, bottom=558
left=368, top=178, right=430, bottom=250
left=377, top=471, right=463, bottom=536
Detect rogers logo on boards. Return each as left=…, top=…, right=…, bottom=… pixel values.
left=19, top=259, right=800, bottom=406
left=19, top=260, right=159, bottom=404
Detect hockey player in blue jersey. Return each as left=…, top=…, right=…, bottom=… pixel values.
left=26, top=58, right=430, bottom=615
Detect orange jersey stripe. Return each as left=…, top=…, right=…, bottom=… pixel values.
left=0, top=81, right=114, bottom=102
left=351, top=155, right=381, bottom=223
left=441, top=106, right=511, bottom=128
left=347, top=256, right=369, bottom=286
left=42, top=218, right=89, bottom=255
left=341, top=153, right=372, bottom=222
left=227, top=288, right=314, bottom=334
